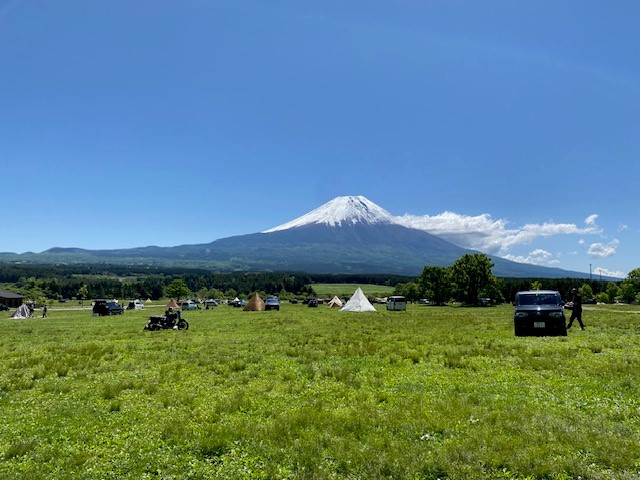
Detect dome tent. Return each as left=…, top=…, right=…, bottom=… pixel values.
left=340, top=288, right=376, bottom=312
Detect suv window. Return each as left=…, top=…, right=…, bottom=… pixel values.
left=518, top=293, right=560, bottom=306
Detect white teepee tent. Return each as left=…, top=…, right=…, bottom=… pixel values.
left=327, top=295, right=343, bottom=308
left=340, top=288, right=376, bottom=312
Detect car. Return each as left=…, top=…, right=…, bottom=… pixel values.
left=181, top=300, right=198, bottom=310
left=0, top=303, right=9, bottom=311
left=93, top=299, right=125, bottom=316
left=265, top=296, right=280, bottom=311
left=127, top=299, right=145, bottom=310
left=204, top=299, right=219, bottom=309
left=386, top=295, right=407, bottom=311
left=307, top=298, right=318, bottom=308
left=513, top=290, right=566, bottom=337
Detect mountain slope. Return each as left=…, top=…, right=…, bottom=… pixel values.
left=0, top=195, right=596, bottom=278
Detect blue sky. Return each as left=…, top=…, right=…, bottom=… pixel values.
left=1, top=1, right=638, bottom=278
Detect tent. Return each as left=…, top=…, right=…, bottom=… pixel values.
left=327, top=295, right=343, bottom=308
left=166, top=300, right=180, bottom=309
left=340, top=288, right=376, bottom=312
left=10, top=304, right=33, bottom=319
left=145, top=298, right=153, bottom=304
left=243, top=292, right=265, bottom=311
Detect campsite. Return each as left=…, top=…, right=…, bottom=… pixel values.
left=1, top=300, right=639, bottom=479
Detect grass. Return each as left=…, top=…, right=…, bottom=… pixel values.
left=0, top=303, right=639, bottom=479
left=310, top=283, right=395, bottom=298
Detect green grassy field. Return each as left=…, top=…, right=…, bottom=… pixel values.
left=1, top=303, right=639, bottom=479
left=310, top=283, right=395, bottom=298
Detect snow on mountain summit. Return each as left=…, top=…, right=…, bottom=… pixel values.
left=264, top=196, right=395, bottom=233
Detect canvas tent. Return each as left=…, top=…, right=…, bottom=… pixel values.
left=166, top=300, right=180, bottom=309
left=244, top=292, right=265, bottom=311
left=327, top=295, right=343, bottom=308
left=340, top=288, right=376, bottom=312
left=10, top=304, right=33, bottom=319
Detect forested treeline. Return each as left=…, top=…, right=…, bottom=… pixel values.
left=2, top=261, right=635, bottom=306
left=393, top=254, right=636, bottom=305
left=0, top=264, right=317, bottom=302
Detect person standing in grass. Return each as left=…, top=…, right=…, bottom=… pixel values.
left=566, top=288, right=585, bottom=330
left=42, top=305, right=47, bottom=318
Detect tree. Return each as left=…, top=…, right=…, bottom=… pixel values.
left=77, top=284, right=89, bottom=306
left=418, top=266, right=452, bottom=306
left=394, top=282, right=420, bottom=302
left=164, top=279, right=191, bottom=302
left=579, top=283, right=594, bottom=302
left=620, top=268, right=640, bottom=304
left=530, top=281, right=542, bottom=291
left=450, top=253, right=495, bottom=305
left=619, top=282, right=636, bottom=304
left=605, top=282, right=620, bottom=304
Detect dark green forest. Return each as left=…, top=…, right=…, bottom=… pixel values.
left=1, top=260, right=634, bottom=306
left=0, top=263, right=410, bottom=303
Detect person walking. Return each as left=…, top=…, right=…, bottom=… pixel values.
left=566, top=288, right=585, bottom=330
left=42, top=305, right=47, bottom=318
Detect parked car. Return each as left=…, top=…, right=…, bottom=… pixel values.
left=205, top=299, right=219, bottom=309
left=513, top=290, right=566, bottom=337
left=181, top=300, right=199, bottom=310
left=230, top=299, right=245, bottom=308
left=265, top=296, right=280, bottom=311
left=307, top=298, right=318, bottom=308
left=0, top=303, right=9, bottom=311
left=127, top=299, right=145, bottom=310
left=93, top=300, right=125, bottom=316
left=386, top=295, right=407, bottom=311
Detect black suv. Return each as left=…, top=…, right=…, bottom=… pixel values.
left=0, top=303, right=9, bottom=311
left=93, top=300, right=125, bottom=316
left=265, top=296, right=280, bottom=311
left=513, top=290, right=566, bottom=336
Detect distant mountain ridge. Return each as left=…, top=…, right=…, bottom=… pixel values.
left=0, top=196, right=597, bottom=278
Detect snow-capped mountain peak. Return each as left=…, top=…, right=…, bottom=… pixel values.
left=264, top=195, right=395, bottom=233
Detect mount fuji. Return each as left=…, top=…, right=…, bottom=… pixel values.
left=2, top=195, right=591, bottom=278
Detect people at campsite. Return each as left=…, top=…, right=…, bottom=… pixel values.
left=566, top=288, right=585, bottom=330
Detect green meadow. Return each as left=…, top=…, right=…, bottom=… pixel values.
left=310, top=284, right=395, bottom=298
left=1, top=302, right=639, bottom=479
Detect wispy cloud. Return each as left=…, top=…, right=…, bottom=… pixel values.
left=395, top=212, right=601, bottom=254
left=588, top=239, right=619, bottom=258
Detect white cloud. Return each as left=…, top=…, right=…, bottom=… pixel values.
left=592, top=266, right=626, bottom=279
left=588, top=239, right=619, bottom=258
left=395, top=211, right=601, bottom=255
left=584, top=214, right=599, bottom=228
left=503, top=249, right=560, bottom=266
left=618, top=224, right=628, bottom=232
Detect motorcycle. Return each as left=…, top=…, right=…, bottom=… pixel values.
left=144, top=309, right=189, bottom=331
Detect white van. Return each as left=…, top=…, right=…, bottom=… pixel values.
left=386, top=296, right=407, bottom=311
left=128, top=299, right=145, bottom=310
left=181, top=300, right=198, bottom=310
